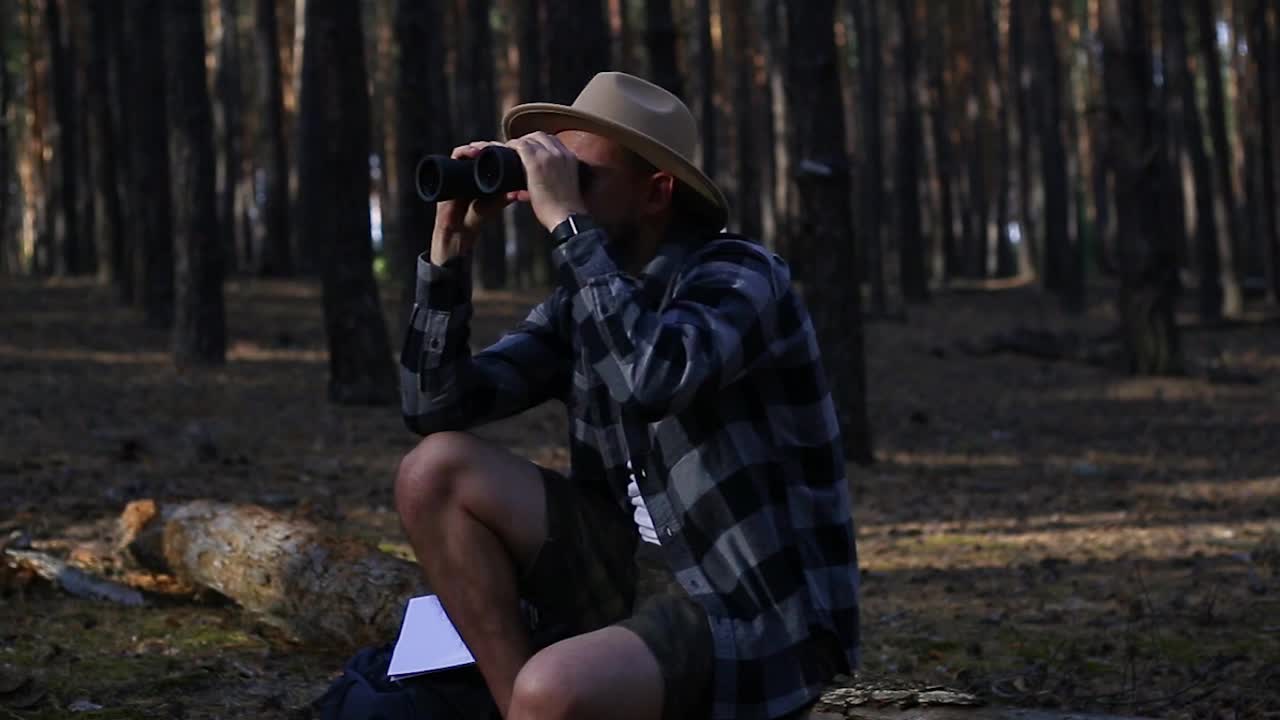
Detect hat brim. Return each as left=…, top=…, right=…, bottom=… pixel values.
left=503, top=103, right=728, bottom=229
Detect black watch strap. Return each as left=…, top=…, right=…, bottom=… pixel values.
left=550, top=213, right=597, bottom=245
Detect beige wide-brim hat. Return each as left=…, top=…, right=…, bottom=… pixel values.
left=502, top=72, right=728, bottom=229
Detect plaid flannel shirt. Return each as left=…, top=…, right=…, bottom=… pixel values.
left=400, top=228, right=860, bottom=720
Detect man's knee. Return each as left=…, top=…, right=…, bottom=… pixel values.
left=509, top=653, right=585, bottom=720
left=395, top=431, right=480, bottom=522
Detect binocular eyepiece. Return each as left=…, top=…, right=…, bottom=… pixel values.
left=414, top=146, right=527, bottom=203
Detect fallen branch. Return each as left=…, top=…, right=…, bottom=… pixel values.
left=2, top=549, right=145, bottom=607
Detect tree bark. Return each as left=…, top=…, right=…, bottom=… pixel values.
left=1195, top=0, right=1244, bottom=316
left=1100, top=0, right=1182, bottom=375
left=461, top=0, right=507, bottom=290
left=783, top=0, right=873, bottom=464
left=545, top=0, right=610, bottom=104
left=122, top=0, right=175, bottom=329
left=983, top=0, right=1014, bottom=279
left=85, top=1, right=126, bottom=290
left=166, top=0, right=227, bottom=366
left=255, top=0, right=293, bottom=276
left=1037, top=0, right=1079, bottom=311
left=393, top=0, right=452, bottom=326
left=45, top=0, right=81, bottom=276
left=694, top=0, right=716, bottom=179
left=1009, top=0, right=1038, bottom=276
left=120, top=500, right=426, bottom=649
left=724, top=0, right=760, bottom=238
left=896, top=0, right=926, bottom=301
left=297, top=0, right=397, bottom=405
left=1249, top=0, right=1278, bottom=304
left=644, top=0, right=683, bottom=97
left=926, top=0, right=960, bottom=282
left=1163, top=0, right=1220, bottom=320
left=215, top=0, right=245, bottom=275
left=0, top=3, right=12, bottom=275
left=850, top=0, right=885, bottom=315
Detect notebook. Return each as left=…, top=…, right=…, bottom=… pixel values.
left=387, top=595, right=477, bottom=681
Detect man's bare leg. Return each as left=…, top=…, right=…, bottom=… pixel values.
left=395, top=431, right=549, bottom=716
left=508, top=626, right=665, bottom=720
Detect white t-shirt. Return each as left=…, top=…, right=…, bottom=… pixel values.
left=626, top=461, right=660, bottom=545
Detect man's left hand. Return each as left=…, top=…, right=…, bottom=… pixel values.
left=506, top=132, right=589, bottom=232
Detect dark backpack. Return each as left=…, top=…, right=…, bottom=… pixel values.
left=315, top=643, right=499, bottom=720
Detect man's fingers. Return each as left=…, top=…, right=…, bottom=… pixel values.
left=450, top=140, right=502, bottom=160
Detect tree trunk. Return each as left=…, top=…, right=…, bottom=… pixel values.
left=694, top=0, right=716, bottom=179
left=983, top=0, right=1014, bottom=279
left=120, top=500, right=426, bottom=649
left=511, top=0, right=549, bottom=288
left=393, top=0, right=452, bottom=326
left=964, top=0, right=989, bottom=280
left=1250, top=0, right=1278, bottom=304
left=1195, top=0, right=1244, bottom=316
left=0, top=3, right=12, bottom=275
left=45, top=0, right=81, bottom=276
left=850, top=0, right=885, bottom=315
left=896, top=0, right=926, bottom=301
left=926, top=0, right=959, bottom=282
left=1037, top=0, right=1078, bottom=311
left=1009, top=0, right=1038, bottom=276
left=1163, top=0, right=1220, bottom=320
left=86, top=1, right=126, bottom=290
left=545, top=0, right=610, bottom=104
left=783, top=0, right=873, bottom=464
left=462, top=0, right=506, bottom=290
left=255, top=0, right=293, bottom=276
left=123, top=0, right=175, bottom=329
left=724, top=0, right=760, bottom=238
left=166, top=0, right=227, bottom=366
left=101, top=1, right=134, bottom=302
left=761, top=0, right=789, bottom=253
left=644, top=0, right=683, bottom=97
left=1100, top=0, right=1182, bottom=375
left=297, top=0, right=397, bottom=405
left=215, top=0, right=245, bottom=275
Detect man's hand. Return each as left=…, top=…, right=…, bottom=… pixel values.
left=430, top=141, right=515, bottom=266
left=506, top=132, right=589, bottom=232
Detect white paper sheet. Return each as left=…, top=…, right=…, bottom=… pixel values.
left=387, top=595, right=477, bottom=681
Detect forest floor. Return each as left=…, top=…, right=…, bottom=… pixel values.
left=1, top=273, right=1278, bottom=719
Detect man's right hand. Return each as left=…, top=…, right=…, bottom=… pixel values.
left=430, top=141, right=517, bottom=266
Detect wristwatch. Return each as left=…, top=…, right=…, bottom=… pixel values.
left=550, top=213, right=597, bottom=245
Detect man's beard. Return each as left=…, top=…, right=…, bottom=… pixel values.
left=602, top=218, right=644, bottom=273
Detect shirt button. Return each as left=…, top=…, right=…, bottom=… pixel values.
left=664, top=527, right=674, bottom=537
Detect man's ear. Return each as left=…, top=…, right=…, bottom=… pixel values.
left=643, top=172, right=677, bottom=217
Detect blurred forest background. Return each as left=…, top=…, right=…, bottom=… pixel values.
left=2, top=0, right=1280, bottom=718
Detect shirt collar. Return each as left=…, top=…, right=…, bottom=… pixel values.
left=638, top=227, right=701, bottom=305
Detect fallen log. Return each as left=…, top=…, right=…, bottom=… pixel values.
left=118, top=499, right=426, bottom=649
left=804, top=682, right=1149, bottom=719
left=2, top=548, right=146, bottom=607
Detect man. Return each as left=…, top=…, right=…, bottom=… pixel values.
left=396, top=72, right=859, bottom=720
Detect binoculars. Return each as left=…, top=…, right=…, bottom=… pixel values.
left=414, top=146, right=527, bottom=203
left=414, top=146, right=593, bottom=203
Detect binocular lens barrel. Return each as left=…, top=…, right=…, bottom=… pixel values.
left=414, top=155, right=479, bottom=202
left=474, top=147, right=527, bottom=196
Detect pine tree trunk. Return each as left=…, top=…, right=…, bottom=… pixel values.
left=462, top=0, right=506, bottom=290
left=983, top=0, right=1014, bottom=279
left=545, top=0, right=610, bottom=104
left=926, top=1, right=959, bottom=282
left=1037, top=0, right=1077, bottom=310
left=102, top=1, right=134, bottom=302
left=725, top=0, right=760, bottom=238
left=1100, top=0, right=1182, bottom=375
left=694, top=0, right=716, bottom=179
left=297, top=0, right=397, bottom=405
left=1195, top=0, right=1244, bottom=316
left=1163, top=0, right=1219, bottom=320
left=122, top=0, right=175, bottom=329
left=0, top=6, right=12, bottom=275
left=255, top=0, right=293, bottom=275
left=1250, top=0, right=1278, bottom=304
left=1009, top=0, right=1038, bottom=276
left=166, top=0, right=227, bottom=366
left=512, top=0, right=548, bottom=288
left=45, top=0, right=81, bottom=276
left=783, top=0, right=873, bottom=464
left=644, top=0, right=683, bottom=97
left=215, top=0, right=244, bottom=275
left=850, top=0, right=885, bottom=315
left=896, top=0, right=927, bottom=301
left=393, top=0, right=451, bottom=326
left=86, top=1, right=126, bottom=289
